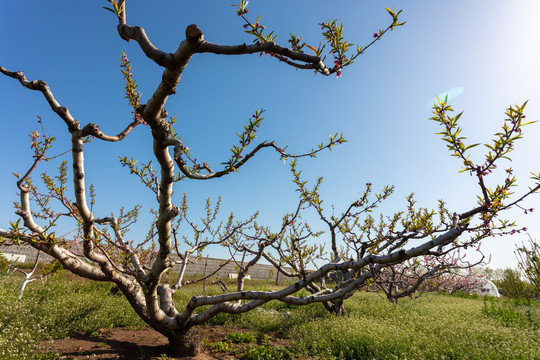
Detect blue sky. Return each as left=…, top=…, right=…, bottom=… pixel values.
left=1, top=1, right=539, bottom=270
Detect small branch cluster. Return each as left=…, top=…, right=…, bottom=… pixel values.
left=118, top=157, right=160, bottom=200
left=431, top=98, right=540, bottom=238
left=222, top=109, right=264, bottom=172
left=103, top=0, right=125, bottom=19
left=120, top=52, right=144, bottom=124
left=232, top=1, right=405, bottom=77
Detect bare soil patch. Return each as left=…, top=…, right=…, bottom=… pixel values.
left=43, top=325, right=296, bottom=359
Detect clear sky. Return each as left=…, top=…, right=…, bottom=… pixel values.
left=1, top=1, right=539, bottom=270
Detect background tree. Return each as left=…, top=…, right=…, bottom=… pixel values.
left=369, top=252, right=487, bottom=302
left=0, top=1, right=539, bottom=357
left=0, top=251, right=63, bottom=300
left=493, top=268, right=531, bottom=299
left=515, top=234, right=540, bottom=296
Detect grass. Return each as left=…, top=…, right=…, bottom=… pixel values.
left=482, top=297, right=540, bottom=329
left=0, top=272, right=145, bottom=359
left=240, top=345, right=294, bottom=360
left=289, top=294, right=540, bottom=359
left=0, top=271, right=539, bottom=359
left=203, top=331, right=296, bottom=359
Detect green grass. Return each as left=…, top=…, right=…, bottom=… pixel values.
left=0, top=272, right=145, bottom=359
left=204, top=330, right=296, bottom=359
left=0, top=272, right=539, bottom=359
left=483, top=297, right=540, bottom=329
left=290, top=294, right=540, bottom=360
left=201, top=291, right=540, bottom=359
left=240, top=345, right=294, bottom=360
left=225, top=332, right=257, bottom=344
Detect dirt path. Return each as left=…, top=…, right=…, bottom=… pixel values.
left=43, top=325, right=295, bottom=359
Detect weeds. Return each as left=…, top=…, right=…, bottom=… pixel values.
left=225, top=332, right=257, bottom=344
left=203, top=340, right=232, bottom=353
left=0, top=273, right=145, bottom=359
left=483, top=297, right=539, bottom=329
left=1, top=274, right=539, bottom=359
left=240, top=345, right=294, bottom=360
left=292, top=293, right=540, bottom=360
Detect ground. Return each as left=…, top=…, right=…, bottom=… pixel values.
left=44, top=325, right=296, bottom=360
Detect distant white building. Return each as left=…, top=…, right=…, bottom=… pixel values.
left=0, top=242, right=289, bottom=281
left=0, top=252, right=26, bottom=263
left=477, top=280, right=500, bottom=297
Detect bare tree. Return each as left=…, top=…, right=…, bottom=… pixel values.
left=1, top=251, right=40, bottom=300
left=0, top=2, right=538, bottom=357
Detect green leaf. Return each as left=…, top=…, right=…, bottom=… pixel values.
left=305, top=44, right=318, bottom=54
left=464, top=143, right=480, bottom=150
left=385, top=7, right=395, bottom=15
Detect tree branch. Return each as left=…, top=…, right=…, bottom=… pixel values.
left=117, top=24, right=175, bottom=68
left=0, top=67, right=80, bottom=133
left=197, top=41, right=330, bottom=75
left=175, top=227, right=462, bottom=325
left=169, top=139, right=277, bottom=180
left=80, top=120, right=142, bottom=142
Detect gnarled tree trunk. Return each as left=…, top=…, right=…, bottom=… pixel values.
left=167, top=327, right=202, bottom=357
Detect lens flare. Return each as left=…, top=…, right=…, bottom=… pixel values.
left=426, top=86, right=464, bottom=108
